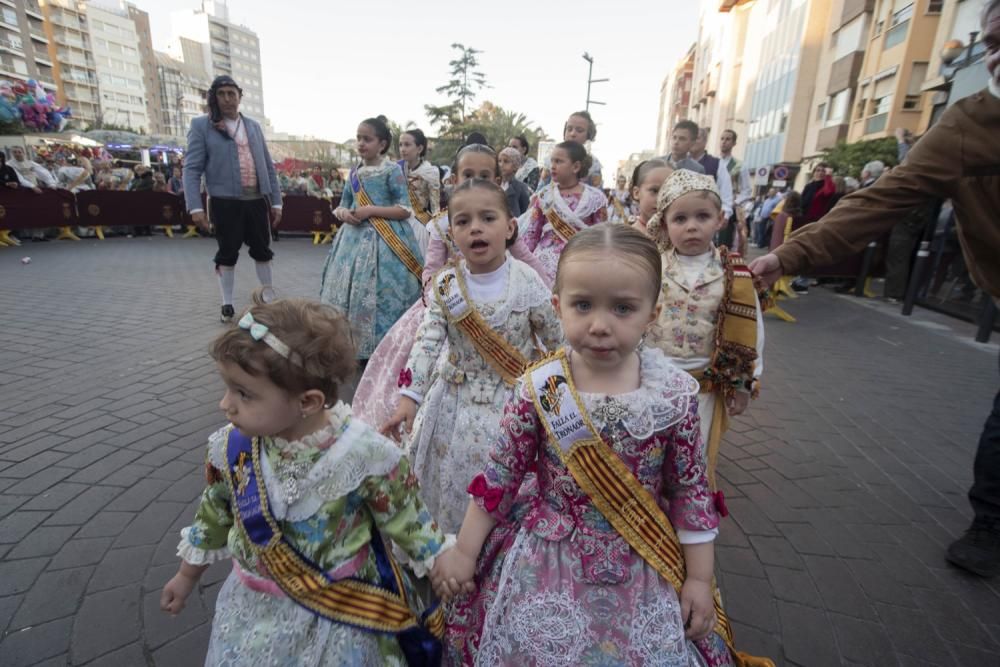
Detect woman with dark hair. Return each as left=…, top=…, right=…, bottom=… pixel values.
left=398, top=128, right=440, bottom=224
left=508, top=134, right=539, bottom=191
left=538, top=111, right=604, bottom=189
left=320, top=115, right=422, bottom=367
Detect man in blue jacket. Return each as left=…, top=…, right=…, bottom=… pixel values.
left=184, top=75, right=282, bottom=322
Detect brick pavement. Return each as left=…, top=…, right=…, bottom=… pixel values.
left=0, top=237, right=998, bottom=666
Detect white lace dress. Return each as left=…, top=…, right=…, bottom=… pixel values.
left=175, top=404, right=453, bottom=666
left=399, top=258, right=563, bottom=533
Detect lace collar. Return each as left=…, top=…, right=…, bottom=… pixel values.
left=573, top=346, right=699, bottom=440
left=270, top=402, right=353, bottom=456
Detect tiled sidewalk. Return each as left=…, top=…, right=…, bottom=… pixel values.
left=0, top=238, right=997, bottom=666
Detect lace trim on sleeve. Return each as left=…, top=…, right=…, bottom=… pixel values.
left=177, top=527, right=230, bottom=565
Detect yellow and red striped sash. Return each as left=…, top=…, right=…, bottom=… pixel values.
left=527, top=350, right=774, bottom=667
left=543, top=206, right=579, bottom=243
left=435, top=264, right=529, bottom=385
left=223, top=434, right=444, bottom=639
left=354, top=183, right=423, bottom=280
left=408, top=181, right=433, bottom=225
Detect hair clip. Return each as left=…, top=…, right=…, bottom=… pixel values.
left=238, top=312, right=295, bottom=362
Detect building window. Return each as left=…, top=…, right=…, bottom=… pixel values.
left=816, top=102, right=826, bottom=121
left=903, top=62, right=928, bottom=110
left=826, top=89, right=850, bottom=126
left=1, top=8, right=17, bottom=27
left=885, top=3, right=913, bottom=48
left=927, top=0, right=943, bottom=12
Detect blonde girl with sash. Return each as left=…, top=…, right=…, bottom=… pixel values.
left=382, top=179, right=562, bottom=534
left=160, top=292, right=456, bottom=666
left=352, top=142, right=549, bottom=431
left=628, top=158, right=672, bottom=235
left=320, top=115, right=421, bottom=363
left=519, top=140, right=608, bottom=284
left=645, top=170, right=766, bottom=494
left=433, top=225, right=771, bottom=666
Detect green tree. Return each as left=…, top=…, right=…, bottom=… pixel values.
left=820, top=137, right=898, bottom=177
left=425, top=43, right=488, bottom=131
left=430, top=101, right=549, bottom=163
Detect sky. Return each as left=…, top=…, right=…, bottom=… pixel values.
left=130, top=0, right=701, bottom=177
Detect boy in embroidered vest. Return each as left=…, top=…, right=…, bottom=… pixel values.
left=160, top=292, right=455, bottom=666
left=646, top=170, right=766, bottom=491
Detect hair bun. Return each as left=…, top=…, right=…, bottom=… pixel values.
left=376, top=114, right=388, bottom=124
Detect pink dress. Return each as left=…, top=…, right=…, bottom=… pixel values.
left=446, top=347, right=735, bottom=667
left=520, top=182, right=609, bottom=284
left=351, top=213, right=551, bottom=430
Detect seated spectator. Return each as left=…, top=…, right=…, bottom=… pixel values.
left=168, top=165, right=184, bottom=195
left=152, top=172, right=168, bottom=192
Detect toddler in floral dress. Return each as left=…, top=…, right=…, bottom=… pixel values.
left=160, top=292, right=454, bottom=666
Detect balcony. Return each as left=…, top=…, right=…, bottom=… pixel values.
left=25, top=1, right=44, bottom=20
left=864, top=113, right=888, bottom=134
left=816, top=124, right=849, bottom=150
left=840, top=0, right=874, bottom=26
left=0, top=38, right=24, bottom=55
left=827, top=52, right=864, bottom=96
left=29, top=29, right=48, bottom=44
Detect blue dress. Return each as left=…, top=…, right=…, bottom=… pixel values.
left=320, top=159, right=422, bottom=359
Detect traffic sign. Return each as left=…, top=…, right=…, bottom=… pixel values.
left=755, top=166, right=771, bottom=185
left=773, top=165, right=789, bottom=180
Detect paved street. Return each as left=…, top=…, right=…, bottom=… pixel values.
left=0, top=236, right=997, bottom=666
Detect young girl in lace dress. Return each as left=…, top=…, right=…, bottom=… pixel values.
left=519, top=140, right=609, bottom=284
left=382, top=179, right=563, bottom=534
left=434, top=224, right=756, bottom=667
left=628, top=158, right=672, bottom=234
left=160, top=293, right=454, bottom=666
left=352, top=140, right=549, bottom=430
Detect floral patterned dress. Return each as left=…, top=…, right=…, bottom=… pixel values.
left=176, top=403, right=452, bottom=666
left=519, top=182, right=609, bottom=284
left=448, top=347, right=734, bottom=667
left=400, top=258, right=563, bottom=533
left=352, top=217, right=552, bottom=432
left=319, top=158, right=420, bottom=360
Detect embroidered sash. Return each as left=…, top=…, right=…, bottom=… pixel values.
left=527, top=350, right=774, bottom=667
left=224, top=429, right=444, bottom=664
left=702, top=249, right=761, bottom=399
left=351, top=167, right=423, bottom=280
left=399, top=160, right=433, bottom=225
left=434, top=264, right=529, bottom=385
left=543, top=206, right=579, bottom=243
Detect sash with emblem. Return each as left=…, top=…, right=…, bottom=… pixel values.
left=398, top=159, right=434, bottom=225
left=434, top=264, right=529, bottom=385
left=350, top=167, right=423, bottom=280
left=224, top=429, right=443, bottom=666
left=527, top=349, right=775, bottom=667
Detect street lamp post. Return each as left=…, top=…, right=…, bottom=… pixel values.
left=582, top=52, right=608, bottom=112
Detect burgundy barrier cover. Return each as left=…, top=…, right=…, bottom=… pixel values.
left=277, top=194, right=339, bottom=233
left=76, top=190, right=188, bottom=228
left=0, top=188, right=78, bottom=229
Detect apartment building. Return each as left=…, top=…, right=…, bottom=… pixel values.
left=169, top=0, right=266, bottom=121
left=39, top=0, right=101, bottom=127
left=802, top=0, right=875, bottom=161
left=0, top=0, right=57, bottom=95
left=86, top=1, right=147, bottom=132
left=920, top=0, right=990, bottom=126
left=655, top=45, right=695, bottom=155
left=127, top=2, right=163, bottom=136
left=156, top=49, right=210, bottom=139
left=847, top=0, right=941, bottom=141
